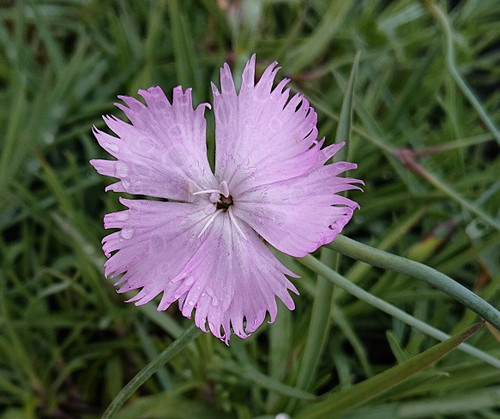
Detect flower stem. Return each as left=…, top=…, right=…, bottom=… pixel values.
left=327, top=235, right=500, bottom=330
left=298, top=254, right=500, bottom=369
left=102, top=324, right=202, bottom=419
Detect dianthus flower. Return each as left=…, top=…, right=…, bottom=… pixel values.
left=91, top=55, right=362, bottom=343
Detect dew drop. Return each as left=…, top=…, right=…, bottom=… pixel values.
left=115, top=161, right=129, bottom=177
left=43, top=132, right=55, bottom=144
left=217, top=105, right=229, bottom=124
left=170, top=124, right=181, bottom=136
left=120, top=228, right=134, bottom=239
left=25, top=158, right=41, bottom=173
left=270, top=117, right=282, bottom=131
left=115, top=212, right=129, bottom=222
left=108, top=143, right=119, bottom=153
left=150, top=234, right=163, bottom=250
left=205, top=287, right=217, bottom=304
left=188, top=300, right=194, bottom=306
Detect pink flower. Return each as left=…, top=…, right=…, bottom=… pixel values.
left=90, top=55, right=362, bottom=343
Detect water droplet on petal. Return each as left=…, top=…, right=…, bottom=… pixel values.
left=115, top=161, right=129, bottom=177
left=120, top=228, right=134, bottom=239
left=205, top=287, right=216, bottom=303
left=270, top=117, right=282, bottom=131
left=108, top=143, right=119, bottom=153
left=211, top=297, right=219, bottom=307
left=217, top=105, right=229, bottom=124
left=170, top=124, right=181, bottom=136
left=150, top=234, right=163, bottom=250
left=188, top=300, right=194, bottom=306
left=115, top=212, right=129, bottom=221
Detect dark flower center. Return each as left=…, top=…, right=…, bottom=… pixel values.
left=216, top=195, right=233, bottom=212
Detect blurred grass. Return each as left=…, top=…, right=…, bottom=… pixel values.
left=0, top=0, right=499, bottom=418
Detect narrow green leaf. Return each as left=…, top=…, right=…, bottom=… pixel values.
left=296, top=322, right=483, bottom=418
left=335, top=51, right=360, bottom=160
left=290, top=54, right=360, bottom=407
left=103, top=325, right=202, bottom=419
left=298, top=254, right=500, bottom=369
left=288, top=1, right=353, bottom=73
left=396, top=386, right=500, bottom=417
left=230, top=363, right=317, bottom=401
left=427, top=2, right=500, bottom=145
left=327, top=235, right=500, bottom=331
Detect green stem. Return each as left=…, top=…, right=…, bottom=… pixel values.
left=327, top=235, right=500, bottom=330
left=427, top=2, right=500, bottom=145
left=102, top=324, right=202, bottom=419
left=298, top=255, right=500, bottom=369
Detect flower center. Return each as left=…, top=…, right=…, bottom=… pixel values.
left=216, top=195, right=233, bottom=212
left=191, top=181, right=246, bottom=240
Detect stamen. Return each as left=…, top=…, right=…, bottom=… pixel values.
left=228, top=207, right=247, bottom=240
left=198, top=209, right=224, bottom=238
left=219, top=180, right=229, bottom=198
left=192, top=181, right=230, bottom=198
left=192, top=189, right=222, bottom=196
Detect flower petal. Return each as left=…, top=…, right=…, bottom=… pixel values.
left=234, top=155, right=363, bottom=257
left=168, top=214, right=298, bottom=343
left=90, top=86, right=215, bottom=201
left=212, top=55, right=323, bottom=195
left=102, top=198, right=213, bottom=306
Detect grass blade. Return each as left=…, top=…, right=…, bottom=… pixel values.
left=296, top=322, right=484, bottom=418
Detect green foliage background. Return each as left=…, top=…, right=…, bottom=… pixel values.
left=0, top=0, right=499, bottom=417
